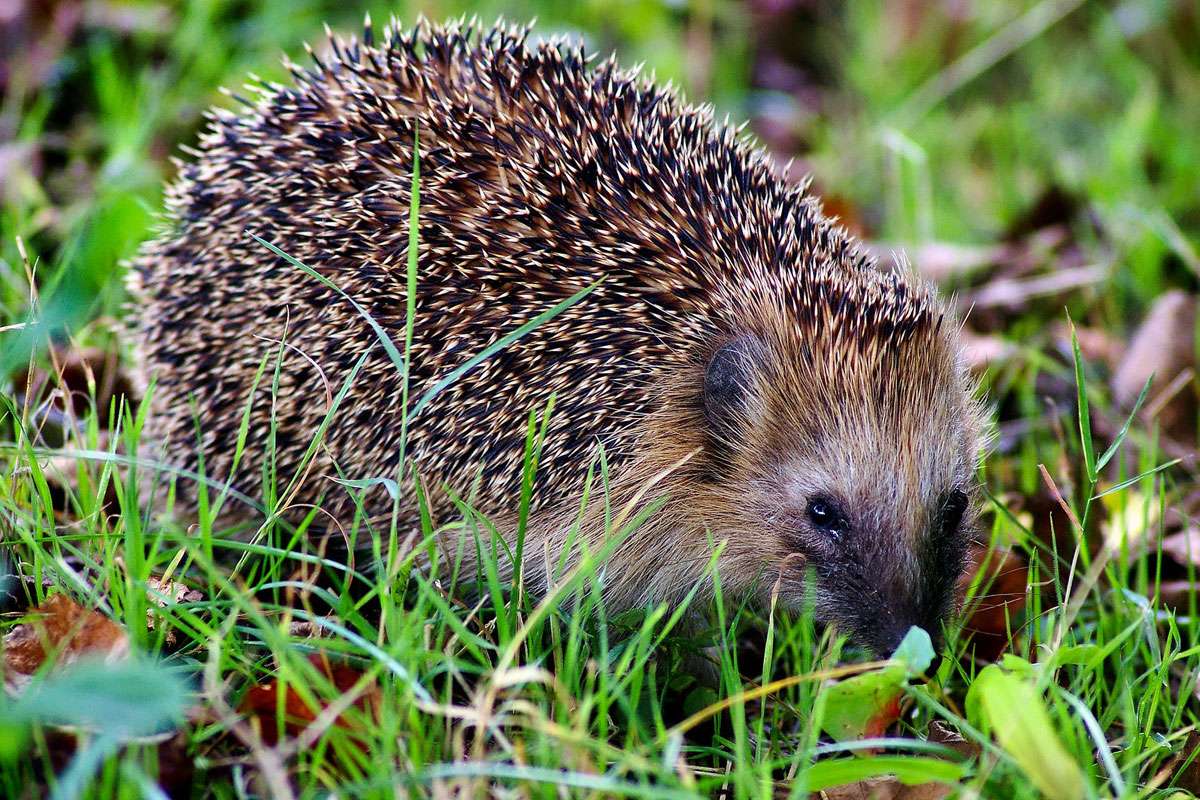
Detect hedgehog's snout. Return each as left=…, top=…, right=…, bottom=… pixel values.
left=821, top=568, right=951, bottom=659
left=775, top=487, right=972, bottom=658
left=858, top=604, right=946, bottom=659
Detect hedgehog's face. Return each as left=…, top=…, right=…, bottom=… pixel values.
left=700, top=326, right=981, bottom=656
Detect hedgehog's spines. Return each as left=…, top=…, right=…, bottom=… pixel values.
left=138, top=16, right=962, bottom=545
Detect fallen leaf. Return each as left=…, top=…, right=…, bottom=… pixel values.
left=145, top=577, right=203, bottom=608
left=967, top=264, right=1108, bottom=311
left=288, top=618, right=334, bottom=639
left=1153, top=730, right=1200, bottom=794
left=961, top=330, right=1018, bottom=374
left=819, top=777, right=902, bottom=800
left=894, top=783, right=954, bottom=800
left=820, top=628, right=933, bottom=742
left=810, top=754, right=965, bottom=799
left=821, top=195, right=870, bottom=240
left=864, top=695, right=903, bottom=739
left=239, top=653, right=380, bottom=746
left=1162, top=528, right=1200, bottom=569
left=3, top=593, right=129, bottom=692
left=145, top=577, right=203, bottom=648
left=151, top=730, right=196, bottom=797
left=927, top=721, right=981, bottom=760
left=818, top=778, right=955, bottom=799
left=958, top=547, right=1028, bottom=662
left=1111, top=291, right=1197, bottom=445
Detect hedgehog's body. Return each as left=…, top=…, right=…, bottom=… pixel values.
left=132, top=19, right=984, bottom=654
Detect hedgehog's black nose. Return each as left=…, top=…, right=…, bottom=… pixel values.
left=924, top=652, right=944, bottom=680
left=872, top=623, right=945, bottom=677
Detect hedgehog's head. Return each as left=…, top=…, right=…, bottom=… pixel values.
left=691, top=268, right=983, bottom=656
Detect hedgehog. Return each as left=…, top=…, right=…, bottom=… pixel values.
left=130, top=17, right=986, bottom=655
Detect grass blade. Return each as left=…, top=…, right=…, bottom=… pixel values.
left=409, top=280, right=601, bottom=419
left=1093, top=458, right=1180, bottom=499
left=1095, top=373, right=1154, bottom=473
left=1069, top=320, right=1096, bottom=482
left=250, top=234, right=406, bottom=378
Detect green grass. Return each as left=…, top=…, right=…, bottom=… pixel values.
left=2, top=1, right=1199, bottom=797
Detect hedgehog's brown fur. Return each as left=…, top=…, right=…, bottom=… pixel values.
left=131, top=17, right=985, bottom=654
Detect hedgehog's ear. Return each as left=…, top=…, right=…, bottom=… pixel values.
left=703, top=335, right=765, bottom=435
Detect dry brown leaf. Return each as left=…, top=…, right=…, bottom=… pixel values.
left=145, top=577, right=203, bottom=608
left=957, top=546, right=1028, bottom=662
left=239, top=652, right=381, bottom=746
left=288, top=617, right=338, bottom=639
left=819, top=777, right=953, bottom=800
left=968, top=264, right=1108, bottom=311
left=3, top=593, right=129, bottom=692
left=820, top=195, right=870, bottom=240
left=819, top=778, right=902, bottom=800
left=1111, top=291, right=1197, bottom=444
left=1162, top=528, right=1200, bottom=569
left=961, top=330, right=1017, bottom=374
left=11, top=344, right=136, bottom=425
left=145, top=577, right=203, bottom=648
left=811, top=724, right=974, bottom=800
left=927, top=721, right=981, bottom=760
left=150, top=730, right=197, bottom=798
left=1160, top=730, right=1200, bottom=794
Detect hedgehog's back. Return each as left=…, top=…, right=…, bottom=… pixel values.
left=131, top=18, right=882, bottom=527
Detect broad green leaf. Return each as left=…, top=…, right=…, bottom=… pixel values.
left=998, top=653, right=1036, bottom=678
left=1051, top=644, right=1103, bottom=668
left=891, top=626, right=935, bottom=675
left=820, top=627, right=934, bottom=742
left=0, top=721, right=27, bottom=762
left=966, top=664, right=1087, bottom=800
left=3, top=658, right=189, bottom=738
left=805, top=755, right=967, bottom=791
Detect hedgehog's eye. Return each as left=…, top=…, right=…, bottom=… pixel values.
left=939, top=489, right=969, bottom=536
left=806, top=496, right=846, bottom=535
